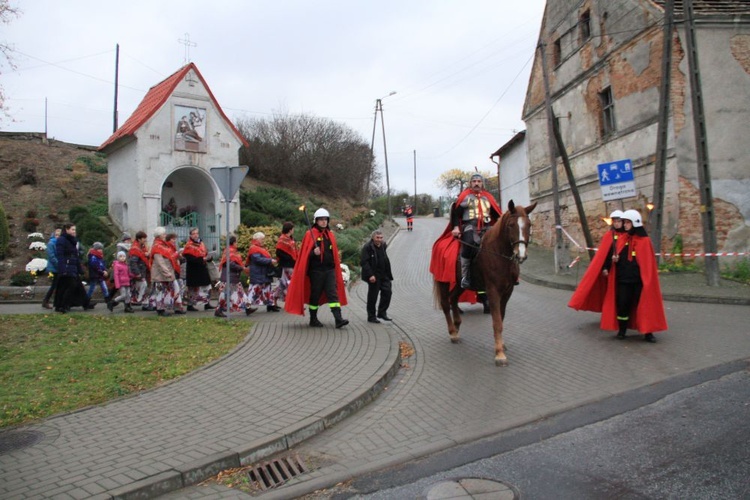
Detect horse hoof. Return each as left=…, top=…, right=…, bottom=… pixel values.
left=495, top=357, right=508, bottom=367
left=450, top=336, right=461, bottom=344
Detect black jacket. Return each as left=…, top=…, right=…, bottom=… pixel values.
left=360, top=240, right=393, bottom=282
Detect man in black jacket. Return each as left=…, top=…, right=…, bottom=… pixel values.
left=360, top=229, right=394, bottom=323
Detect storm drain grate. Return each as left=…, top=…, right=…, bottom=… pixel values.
left=0, top=430, right=45, bottom=455
left=247, top=454, right=308, bottom=490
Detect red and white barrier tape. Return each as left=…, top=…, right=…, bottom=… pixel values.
left=556, top=226, right=748, bottom=258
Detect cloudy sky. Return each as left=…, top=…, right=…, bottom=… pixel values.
left=2, top=0, right=546, bottom=196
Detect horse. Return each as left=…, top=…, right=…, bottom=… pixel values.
left=433, top=200, right=536, bottom=366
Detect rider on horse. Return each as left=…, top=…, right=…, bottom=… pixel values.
left=451, top=173, right=502, bottom=289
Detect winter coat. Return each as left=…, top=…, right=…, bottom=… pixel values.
left=360, top=239, right=393, bottom=282
left=113, top=260, right=130, bottom=289
left=247, top=243, right=274, bottom=285
left=55, top=232, right=83, bottom=277
left=46, top=235, right=59, bottom=273
left=87, top=250, right=108, bottom=281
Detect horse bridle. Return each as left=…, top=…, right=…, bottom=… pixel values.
left=458, top=214, right=531, bottom=262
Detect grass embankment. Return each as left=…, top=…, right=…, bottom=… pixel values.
left=0, top=314, right=247, bottom=428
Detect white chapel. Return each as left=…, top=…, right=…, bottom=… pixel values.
left=99, top=63, right=247, bottom=252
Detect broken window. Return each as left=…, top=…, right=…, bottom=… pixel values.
left=580, top=10, right=591, bottom=42
left=599, top=87, right=616, bottom=137
left=553, top=38, right=562, bottom=67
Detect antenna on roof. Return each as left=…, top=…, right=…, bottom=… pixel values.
left=178, top=33, right=197, bottom=64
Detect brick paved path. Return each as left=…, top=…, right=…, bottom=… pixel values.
left=239, top=216, right=750, bottom=499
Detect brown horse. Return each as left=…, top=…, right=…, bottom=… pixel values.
left=433, top=200, right=536, bottom=366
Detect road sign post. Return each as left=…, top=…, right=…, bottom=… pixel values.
left=210, top=166, right=249, bottom=320
left=597, top=159, right=636, bottom=202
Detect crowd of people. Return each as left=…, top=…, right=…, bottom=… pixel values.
left=38, top=200, right=665, bottom=341
left=39, top=209, right=390, bottom=328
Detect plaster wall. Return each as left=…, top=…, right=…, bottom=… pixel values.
left=498, top=138, right=531, bottom=208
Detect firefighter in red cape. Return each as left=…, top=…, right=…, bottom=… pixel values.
left=429, top=173, right=502, bottom=308
left=568, top=209, right=667, bottom=342
left=284, top=208, right=349, bottom=328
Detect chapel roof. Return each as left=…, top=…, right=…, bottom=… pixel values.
left=99, top=62, right=249, bottom=151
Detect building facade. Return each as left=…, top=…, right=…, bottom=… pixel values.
left=522, top=0, right=750, bottom=254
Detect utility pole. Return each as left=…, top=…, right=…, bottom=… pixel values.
left=552, top=118, right=596, bottom=260
left=683, top=0, right=720, bottom=286
left=650, top=0, right=674, bottom=260
left=539, top=42, right=571, bottom=273
left=113, top=43, right=120, bottom=133
left=370, top=92, right=396, bottom=219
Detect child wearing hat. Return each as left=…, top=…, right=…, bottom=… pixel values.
left=108, top=251, right=134, bottom=313
left=86, top=242, right=110, bottom=303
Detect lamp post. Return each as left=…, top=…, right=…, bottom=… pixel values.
left=371, top=91, right=397, bottom=219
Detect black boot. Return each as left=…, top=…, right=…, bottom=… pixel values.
left=460, top=257, right=471, bottom=289
left=332, top=307, right=349, bottom=329
left=124, top=303, right=134, bottom=313
left=309, top=309, right=324, bottom=327
left=617, top=320, right=628, bottom=339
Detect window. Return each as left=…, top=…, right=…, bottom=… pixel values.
left=553, top=38, right=562, bottom=67
left=580, top=10, right=591, bottom=42
left=599, top=87, right=616, bottom=137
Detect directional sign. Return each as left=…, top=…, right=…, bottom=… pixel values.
left=597, top=159, right=636, bottom=201
left=210, top=166, right=249, bottom=200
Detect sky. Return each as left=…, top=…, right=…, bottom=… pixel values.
left=1, top=0, right=546, bottom=197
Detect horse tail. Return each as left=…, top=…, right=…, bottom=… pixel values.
left=432, top=279, right=442, bottom=309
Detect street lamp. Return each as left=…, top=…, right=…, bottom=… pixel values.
left=371, top=91, right=397, bottom=219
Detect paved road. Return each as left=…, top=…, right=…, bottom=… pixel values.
left=171, top=216, right=750, bottom=499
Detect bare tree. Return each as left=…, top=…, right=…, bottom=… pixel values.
left=237, top=112, right=375, bottom=199
left=0, top=1, right=20, bottom=123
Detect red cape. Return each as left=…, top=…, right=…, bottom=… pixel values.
left=284, top=226, right=348, bottom=316
left=429, top=190, right=502, bottom=304
left=569, top=232, right=668, bottom=333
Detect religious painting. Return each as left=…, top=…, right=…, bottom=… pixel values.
left=174, top=105, right=207, bottom=153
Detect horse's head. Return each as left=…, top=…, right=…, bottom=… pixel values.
left=506, top=200, right=536, bottom=263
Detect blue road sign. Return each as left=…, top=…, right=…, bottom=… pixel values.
left=597, top=159, right=636, bottom=201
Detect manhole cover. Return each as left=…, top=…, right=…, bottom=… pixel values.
left=0, top=430, right=45, bottom=455
left=426, top=478, right=518, bottom=499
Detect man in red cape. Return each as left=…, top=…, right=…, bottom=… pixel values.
left=570, top=209, right=667, bottom=342
left=285, top=208, right=349, bottom=328
left=429, top=173, right=502, bottom=305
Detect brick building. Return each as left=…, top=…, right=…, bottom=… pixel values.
left=521, top=0, right=750, bottom=255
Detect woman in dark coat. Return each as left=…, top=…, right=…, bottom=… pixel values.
left=54, top=223, right=92, bottom=312
left=182, top=227, right=215, bottom=311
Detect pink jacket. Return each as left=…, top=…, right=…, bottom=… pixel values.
left=113, top=260, right=131, bottom=289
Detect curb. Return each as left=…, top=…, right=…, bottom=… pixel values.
left=104, top=327, right=403, bottom=500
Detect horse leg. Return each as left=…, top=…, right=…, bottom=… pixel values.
left=487, top=288, right=509, bottom=366
left=449, top=290, right=462, bottom=343
left=437, top=282, right=460, bottom=342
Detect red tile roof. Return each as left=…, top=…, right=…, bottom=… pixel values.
left=99, top=62, right=249, bottom=151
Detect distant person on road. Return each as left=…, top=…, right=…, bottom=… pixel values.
left=41, top=228, right=61, bottom=310
left=85, top=242, right=110, bottom=304
left=403, top=204, right=414, bottom=232
left=360, top=229, right=394, bottom=323
left=273, top=221, right=298, bottom=305
left=246, top=231, right=280, bottom=312
left=569, top=209, right=667, bottom=343
left=285, top=208, right=349, bottom=328
left=182, top=227, right=215, bottom=311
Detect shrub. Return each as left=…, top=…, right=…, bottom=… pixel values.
left=22, top=218, right=40, bottom=232
left=10, top=271, right=36, bottom=287
left=68, top=206, right=90, bottom=224
left=0, top=201, right=10, bottom=259
left=72, top=154, right=108, bottom=174
left=76, top=214, right=112, bottom=247
left=722, top=258, right=750, bottom=284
